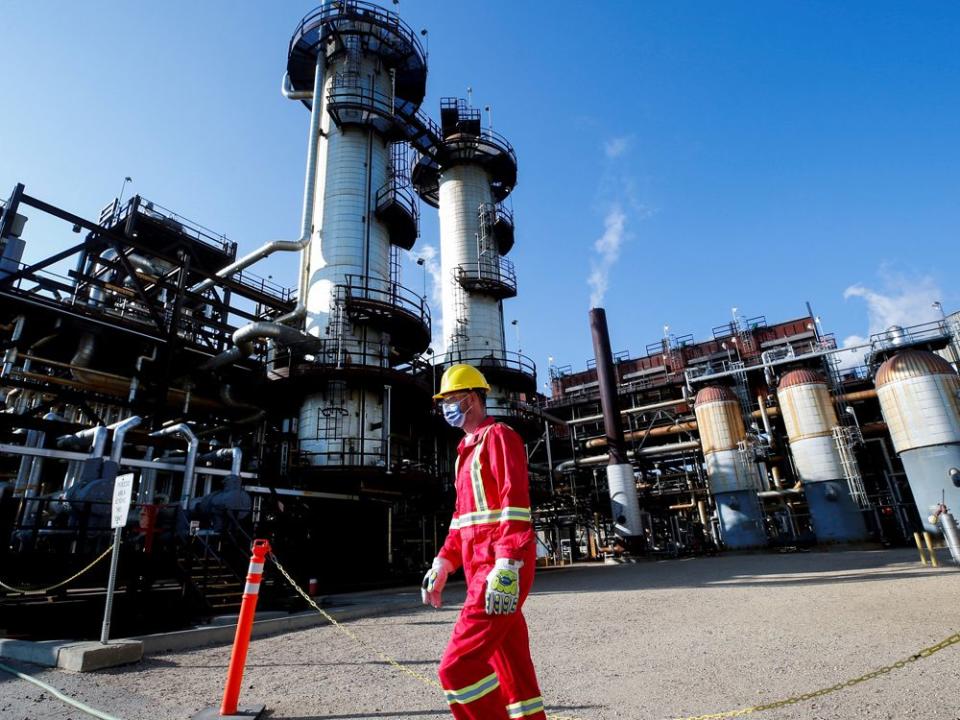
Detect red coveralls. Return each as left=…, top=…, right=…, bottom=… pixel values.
left=437, top=417, right=546, bottom=720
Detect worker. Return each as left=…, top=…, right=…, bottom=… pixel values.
left=422, top=364, right=546, bottom=720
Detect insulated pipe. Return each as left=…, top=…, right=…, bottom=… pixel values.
left=13, top=430, right=39, bottom=495
left=1, top=314, right=24, bottom=378
left=585, top=420, right=699, bottom=449
left=57, top=425, right=109, bottom=492
left=758, top=395, right=775, bottom=448
left=150, top=423, right=199, bottom=509
left=192, top=52, right=324, bottom=316
left=128, top=347, right=157, bottom=403
left=21, top=412, right=66, bottom=523
left=201, top=322, right=316, bottom=371
left=281, top=71, right=313, bottom=100
left=555, top=441, right=703, bottom=472
left=199, top=447, right=243, bottom=476
left=109, top=416, right=143, bottom=464
left=566, top=397, right=689, bottom=426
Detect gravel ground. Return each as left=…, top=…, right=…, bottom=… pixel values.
left=2, top=548, right=959, bottom=720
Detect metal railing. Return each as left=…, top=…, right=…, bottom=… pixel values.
left=115, top=197, right=234, bottom=255
left=340, top=274, right=430, bottom=328
left=432, top=348, right=536, bottom=380
left=289, top=0, right=426, bottom=72
left=375, top=178, right=420, bottom=225
left=454, top=257, right=517, bottom=295
left=869, top=319, right=953, bottom=351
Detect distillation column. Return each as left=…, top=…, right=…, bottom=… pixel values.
left=776, top=369, right=868, bottom=542
left=875, top=349, right=960, bottom=532
left=286, top=2, right=429, bottom=466
left=413, top=98, right=533, bottom=418
left=694, top=386, right=767, bottom=548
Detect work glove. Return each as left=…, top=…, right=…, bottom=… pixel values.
left=421, top=556, right=454, bottom=608
left=484, top=558, right=522, bottom=615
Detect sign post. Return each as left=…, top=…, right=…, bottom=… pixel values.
left=101, top=472, right=134, bottom=644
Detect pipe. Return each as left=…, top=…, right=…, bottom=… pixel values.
left=585, top=420, right=699, bottom=449
left=192, top=52, right=324, bottom=319
left=383, top=384, right=392, bottom=474
left=150, top=423, right=199, bottom=509
left=13, top=430, right=39, bottom=495
left=109, top=416, right=143, bottom=464
left=199, top=447, right=243, bottom=476
left=669, top=496, right=698, bottom=511
left=567, top=397, right=689, bottom=426
left=588, top=308, right=627, bottom=464
left=556, top=439, right=701, bottom=472
left=128, top=347, right=158, bottom=403
left=57, top=425, right=110, bottom=492
left=87, top=248, right=118, bottom=305
left=281, top=71, right=314, bottom=100
left=21, top=412, right=66, bottom=524
left=757, top=488, right=805, bottom=499
left=697, top=499, right=709, bottom=527
left=1, top=314, right=25, bottom=378
left=757, top=394, right=775, bottom=448
left=201, top=321, right=317, bottom=371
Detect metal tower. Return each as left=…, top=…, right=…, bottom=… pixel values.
left=412, top=97, right=536, bottom=421
left=284, top=1, right=432, bottom=468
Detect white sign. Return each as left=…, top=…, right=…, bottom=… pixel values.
left=111, top=473, right=135, bottom=529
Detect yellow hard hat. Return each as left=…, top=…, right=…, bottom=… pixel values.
left=433, top=364, right=490, bottom=400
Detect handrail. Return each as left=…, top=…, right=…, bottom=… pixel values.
left=432, top=349, right=536, bottom=379
left=454, top=256, right=517, bottom=293
left=340, top=273, right=430, bottom=327
left=289, top=0, right=426, bottom=62
left=115, top=197, right=234, bottom=256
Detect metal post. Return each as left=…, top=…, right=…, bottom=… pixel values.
left=544, top=420, right=554, bottom=495
left=923, top=531, right=940, bottom=567
left=912, top=532, right=927, bottom=565
left=100, top=526, right=123, bottom=644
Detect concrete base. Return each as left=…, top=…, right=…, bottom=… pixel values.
left=58, top=640, right=143, bottom=672
left=0, top=638, right=142, bottom=672
left=193, top=704, right=265, bottom=719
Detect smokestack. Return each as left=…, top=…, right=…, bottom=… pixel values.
left=588, top=307, right=642, bottom=539
left=589, top=308, right=627, bottom=463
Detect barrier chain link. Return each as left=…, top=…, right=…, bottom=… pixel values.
left=268, top=552, right=959, bottom=720
left=0, top=546, right=113, bottom=595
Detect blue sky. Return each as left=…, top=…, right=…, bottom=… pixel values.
left=2, top=1, right=959, bottom=390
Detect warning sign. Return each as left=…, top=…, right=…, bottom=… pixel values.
left=111, top=473, right=135, bottom=529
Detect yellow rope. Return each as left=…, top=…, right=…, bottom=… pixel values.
left=0, top=546, right=113, bottom=595
left=267, top=552, right=960, bottom=720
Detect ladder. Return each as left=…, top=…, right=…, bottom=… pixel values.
left=833, top=425, right=869, bottom=508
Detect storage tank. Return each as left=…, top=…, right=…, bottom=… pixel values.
left=777, top=369, right=868, bottom=542
left=875, top=349, right=960, bottom=533
left=694, top=386, right=766, bottom=548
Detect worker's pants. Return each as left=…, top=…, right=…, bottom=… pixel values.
left=438, top=566, right=546, bottom=719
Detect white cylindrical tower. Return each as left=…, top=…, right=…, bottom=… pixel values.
left=286, top=2, right=429, bottom=467
left=777, top=369, right=868, bottom=542
left=693, top=386, right=766, bottom=548
left=875, top=349, right=960, bottom=532
left=413, top=97, right=534, bottom=428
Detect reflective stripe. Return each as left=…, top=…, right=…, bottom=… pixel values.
left=470, top=433, right=489, bottom=512
left=248, top=561, right=264, bottom=574
left=244, top=581, right=260, bottom=594
left=455, top=506, right=532, bottom=529
left=507, top=696, right=545, bottom=718
left=444, top=672, right=500, bottom=705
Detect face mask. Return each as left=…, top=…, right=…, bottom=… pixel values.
left=442, top=397, right=471, bottom=428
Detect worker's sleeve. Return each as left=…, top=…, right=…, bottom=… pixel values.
left=489, top=425, right=535, bottom=560
left=437, top=511, right=463, bottom=571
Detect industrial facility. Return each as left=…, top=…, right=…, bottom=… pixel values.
left=2, top=0, right=960, bottom=647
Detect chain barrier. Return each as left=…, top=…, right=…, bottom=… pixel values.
left=0, top=546, right=113, bottom=595
left=267, top=552, right=959, bottom=720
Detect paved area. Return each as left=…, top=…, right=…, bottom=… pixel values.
left=1, top=548, right=958, bottom=720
